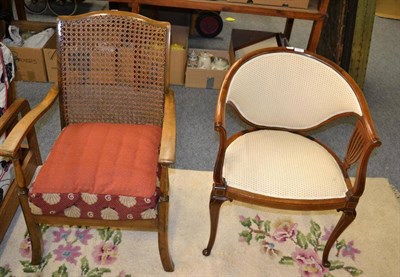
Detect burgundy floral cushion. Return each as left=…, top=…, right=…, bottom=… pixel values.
left=28, top=123, right=162, bottom=220
left=29, top=187, right=160, bottom=220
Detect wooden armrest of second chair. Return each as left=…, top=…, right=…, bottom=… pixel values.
left=0, top=85, right=56, bottom=243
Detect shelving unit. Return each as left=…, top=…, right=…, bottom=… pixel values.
left=129, top=0, right=330, bottom=52
left=10, top=0, right=330, bottom=51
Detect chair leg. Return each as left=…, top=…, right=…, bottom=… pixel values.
left=19, top=191, right=43, bottom=265
left=322, top=208, right=356, bottom=268
left=157, top=198, right=174, bottom=272
left=157, top=166, right=174, bottom=272
left=26, top=220, right=43, bottom=265
left=202, top=188, right=227, bottom=256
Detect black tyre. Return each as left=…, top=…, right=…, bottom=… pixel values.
left=195, top=11, right=223, bottom=38
left=47, top=0, right=77, bottom=16
left=24, top=0, right=47, bottom=14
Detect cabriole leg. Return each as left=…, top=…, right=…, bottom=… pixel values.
left=203, top=184, right=228, bottom=256
left=323, top=209, right=356, bottom=267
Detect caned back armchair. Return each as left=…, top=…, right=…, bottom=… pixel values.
left=0, top=11, right=176, bottom=271
left=203, top=47, right=381, bottom=268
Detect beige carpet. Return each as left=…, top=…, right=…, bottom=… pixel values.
left=0, top=169, right=399, bottom=276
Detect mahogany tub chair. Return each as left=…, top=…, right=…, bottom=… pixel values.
left=202, top=47, right=381, bottom=267
left=0, top=11, right=176, bottom=271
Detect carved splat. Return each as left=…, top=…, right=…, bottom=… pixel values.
left=344, top=121, right=368, bottom=169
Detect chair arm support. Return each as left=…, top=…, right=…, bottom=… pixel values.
left=213, top=125, right=227, bottom=184
left=159, top=88, right=176, bottom=165
left=214, top=99, right=226, bottom=130
left=213, top=89, right=230, bottom=184
left=345, top=119, right=381, bottom=198
left=344, top=119, right=381, bottom=169
left=0, top=84, right=59, bottom=158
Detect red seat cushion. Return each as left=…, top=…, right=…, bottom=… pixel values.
left=31, top=123, right=162, bottom=197
left=28, top=123, right=162, bottom=220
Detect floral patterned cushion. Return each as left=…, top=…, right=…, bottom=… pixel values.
left=28, top=123, right=162, bottom=220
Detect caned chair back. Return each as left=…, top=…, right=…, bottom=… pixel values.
left=225, top=49, right=363, bottom=129
left=57, top=11, right=170, bottom=127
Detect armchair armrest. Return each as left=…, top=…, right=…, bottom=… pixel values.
left=0, top=98, right=31, bottom=136
left=0, top=84, right=59, bottom=158
left=159, top=88, right=176, bottom=165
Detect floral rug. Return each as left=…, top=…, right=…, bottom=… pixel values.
left=0, top=169, right=399, bottom=277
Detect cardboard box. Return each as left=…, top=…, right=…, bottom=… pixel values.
left=170, top=25, right=189, bottom=85
left=9, top=21, right=56, bottom=82
left=227, top=0, right=310, bottom=9
left=229, top=29, right=289, bottom=62
left=185, top=49, right=230, bottom=89
left=43, top=35, right=57, bottom=83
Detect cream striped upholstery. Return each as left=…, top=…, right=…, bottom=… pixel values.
left=222, top=130, right=348, bottom=199
left=226, top=52, right=362, bottom=129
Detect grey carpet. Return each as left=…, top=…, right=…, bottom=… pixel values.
left=14, top=7, right=400, bottom=190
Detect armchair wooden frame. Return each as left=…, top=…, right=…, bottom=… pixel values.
left=202, top=47, right=381, bottom=268
left=0, top=11, right=176, bottom=272
left=0, top=81, right=39, bottom=243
